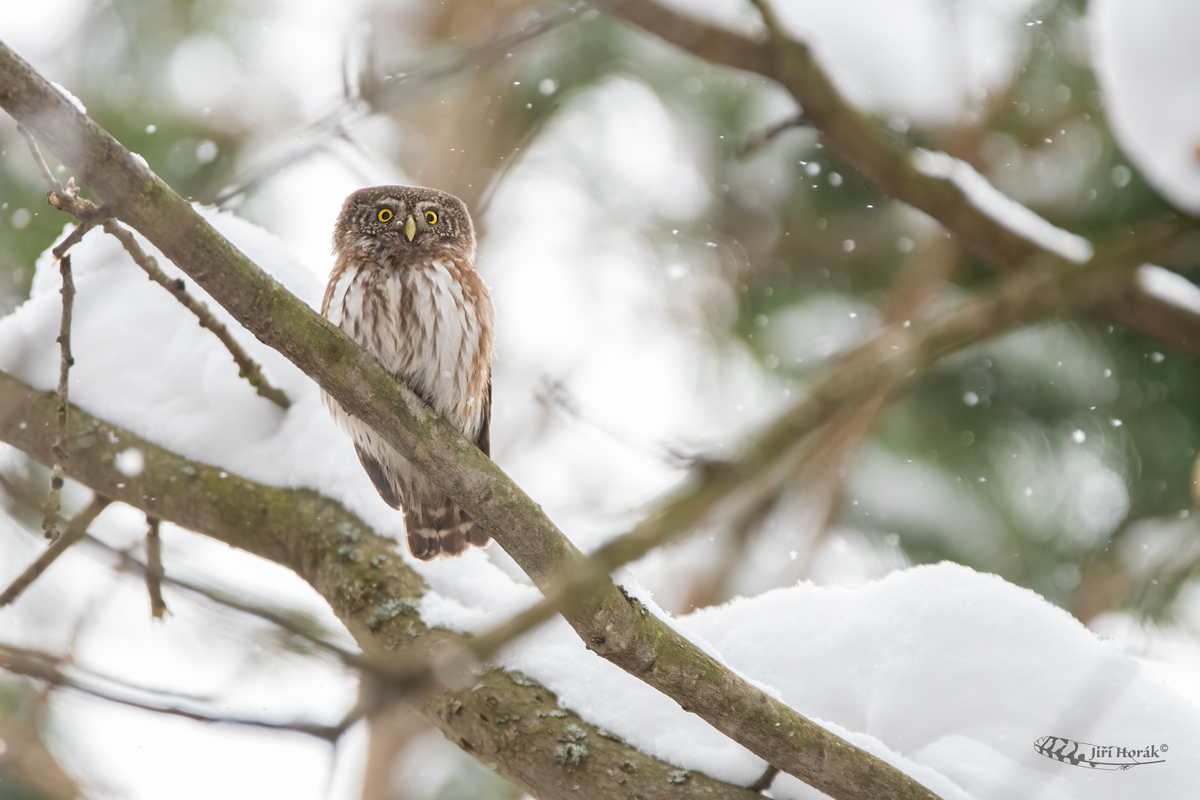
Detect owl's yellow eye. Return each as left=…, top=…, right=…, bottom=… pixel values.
left=377, top=208, right=393, bottom=223
left=424, top=210, right=438, bottom=225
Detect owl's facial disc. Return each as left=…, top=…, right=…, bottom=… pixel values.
left=404, top=214, right=416, bottom=242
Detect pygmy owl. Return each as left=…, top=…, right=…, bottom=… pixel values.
left=322, top=185, right=494, bottom=560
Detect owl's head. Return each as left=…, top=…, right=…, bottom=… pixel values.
left=333, top=185, right=477, bottom=263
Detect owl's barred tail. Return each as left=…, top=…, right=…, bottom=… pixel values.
left=404, top=501, right=490, bottom=560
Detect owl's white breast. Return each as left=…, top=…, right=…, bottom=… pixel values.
left=398, top=260, right=481, bottom=425
left=326, top=256, right=488, bottom=437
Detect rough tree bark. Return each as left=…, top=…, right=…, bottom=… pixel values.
left=0, top=369, right=760, bottom=800
left=8, top=1, right=1199, bottom=790
left=0, top=40, right=947, bottom=800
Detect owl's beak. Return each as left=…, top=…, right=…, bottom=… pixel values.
left=404, top=215, right=416, bottom=242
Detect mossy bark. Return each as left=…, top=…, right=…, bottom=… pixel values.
left=0, top=42, right=947, bottom=798
left=0, top=369, right=760, bottom=800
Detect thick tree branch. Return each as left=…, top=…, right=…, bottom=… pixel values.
left=603, top=0, right=1200, bottom=354
left=0, top=41, right=946, bottom=799
left=0, top=369, right=761, bottom=800
left=4, top=38, right=1189, bottom=799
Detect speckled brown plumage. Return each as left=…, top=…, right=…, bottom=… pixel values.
left=322, top=185, right=494, bottom=559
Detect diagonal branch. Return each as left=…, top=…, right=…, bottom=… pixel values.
left=0, top=642, right=348, bottom=743
left=99, top=220, right=290, bottom=410
left=0, top=496, right=111, bottom=607
left=0, top=43, right=944, bottom=800
left=1, top=41, right=1185, bottom=800
left=0, top=368, right=762, bottom=800
left=602, top=0, right=1200, bottom=354
left=601, top=0, right=1043, bottom=265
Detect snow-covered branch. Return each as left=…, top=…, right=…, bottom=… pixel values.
left=0, top=369, right=761, bottom=800
left=605, top=0, right=1200, bottom=354
left=0, top=40, right=952, bottom=800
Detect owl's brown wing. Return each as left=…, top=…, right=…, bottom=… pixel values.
left=355, top=444, right=401, bottom=510
left=474, top=378, right=492, bottom=457
left=457, top=378, right=492, bottom=551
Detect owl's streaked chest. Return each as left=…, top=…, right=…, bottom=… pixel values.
left=322, top=252, right=492, bottom=434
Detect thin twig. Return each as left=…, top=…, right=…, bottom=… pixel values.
left=18, top=132, right=104, bottom=542
left=100, top=220, right=291, bottom=410
left=3, top=477, right=368, bottom=681
left=683, top=485, right=782, bottom=611
left=474, top=112, right=552, bottom=219
left=536, top=378, right=694, bottom=468
left=18, top=123, right=62, bottom=194
left=144, top=517, right=168, bottom=620
left=41, top=254, right=76, bottom=539
left=1, top=496, right=110, bottom=606
left=85, top=534, right=363, bottom=670
left=738, top=113, right=811, bottom=158
left=0, top=642, right=348, bottom=743
left=749, top=764, right=780, bottom=793
left=217, top=3, right=579, bottom=204
left=15, top=127, right=288, bottom=412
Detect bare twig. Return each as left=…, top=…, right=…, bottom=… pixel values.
left=795, top=235, right=961, bottom=573
left=0, top=370, right=764, bottom=800
left=603, top=0, right=1200, bottom=354
left=536, top=378, right=694, bottom=468
left=144, top=517, right=168, bottom=620
left=1, top=496, right=110, bottom=606
left=15, top=125, right=288, bottom=411
left=682, top=480, right=782, bottom=611
left=737, top=113, right=811, bottom=158
left=85, top=533, right=364, bottom=670
left=474, top=111, right=552, bottom=219
left=0, top=642, right=348, bottom=743
left=749, top=764, right=780, bottom=793
left=217, top=3, right=580, bottom=204
left=17, top=135, right=107, bottom=542
left=100, top=220, right=290, bottom=410
left=18, top=123, right=62, bottom=193
left=41, top=255, right=76, bottom=539
left=3, top=45, right=1177, bottom=799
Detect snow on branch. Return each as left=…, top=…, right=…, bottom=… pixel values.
left=0, top=40, right=949, bottom=800
left=604, top=0, right=1200, bottom=355
left=99, top=219, right=291, bottom=410
left=2, top=35, right=1194, bottom=799
left=0, top=368, right=761, bottom=800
